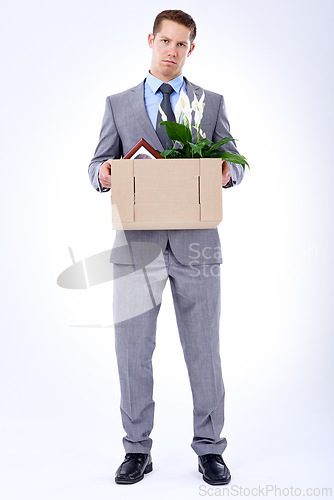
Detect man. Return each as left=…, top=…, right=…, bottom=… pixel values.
left=88, top=10, right=244, bottom=485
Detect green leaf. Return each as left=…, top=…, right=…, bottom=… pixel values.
left=188, top=142, right=204, bottom=157
left=211, top=151, right=249, bottom=171
left=206, top=137, right=237, bottom=154
left=159, top=121, right=192, bottom=145
left=198, top=138, right=213, bottom=147
left=182, top=143, right=193, bottom=158
left=161, top=148, right=182, bottom=158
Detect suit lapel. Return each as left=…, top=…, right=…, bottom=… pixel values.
left=129, top=80, right=164, bottom=151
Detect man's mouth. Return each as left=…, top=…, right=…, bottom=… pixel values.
left=163, top=60, right=176, bottom=64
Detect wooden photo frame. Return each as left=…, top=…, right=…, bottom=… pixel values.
left=123, top=138, right=163, bottom=160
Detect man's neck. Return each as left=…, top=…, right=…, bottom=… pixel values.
left=148, top=69, right=182, bottom=83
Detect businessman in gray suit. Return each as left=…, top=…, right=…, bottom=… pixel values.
left=88, top=10, right=244, bottom=485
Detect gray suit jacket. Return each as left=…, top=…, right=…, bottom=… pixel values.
left=88, top=77, right=244, bottom=266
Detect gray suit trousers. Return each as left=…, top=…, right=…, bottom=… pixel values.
left=113, top=239, right=227, bottom=456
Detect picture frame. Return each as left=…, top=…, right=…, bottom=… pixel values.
left=123, top=137, right=163, bottom=160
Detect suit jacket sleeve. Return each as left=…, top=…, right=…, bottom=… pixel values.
left=88, top=97, right=122, bottom=192
left=213, top=94, right=244, bottom=188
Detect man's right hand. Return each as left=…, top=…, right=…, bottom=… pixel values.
left=99, top=159, right=112, bottom=189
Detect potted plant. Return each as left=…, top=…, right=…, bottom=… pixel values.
left=157, top=89, right=249, bottom=171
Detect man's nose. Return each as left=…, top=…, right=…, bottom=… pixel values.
left=168, top=46, right=177, bottom=57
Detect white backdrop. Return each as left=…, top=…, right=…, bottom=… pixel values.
left=1, top=0, right=333, bottom=498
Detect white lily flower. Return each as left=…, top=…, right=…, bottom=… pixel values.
left=192, top=91, right=205, bottom=130
left=158, top=102, right=167, bottom=123
left=174, top=94, right=183, bottom=123
left=199, top=90, right=205, bottom=108
left=199, top=129, right=206, bottom=139
left=175, top=89, right=192, bottom=127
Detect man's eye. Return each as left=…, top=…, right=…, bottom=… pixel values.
left=179, top=43, right=185, bottom=47
left=162, top=39, right=168, bottom=43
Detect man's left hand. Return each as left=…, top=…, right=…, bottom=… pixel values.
left=222, top=160, right=231, bottom=187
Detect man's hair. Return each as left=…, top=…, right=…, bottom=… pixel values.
left=152, top=10, right=196, bottom=44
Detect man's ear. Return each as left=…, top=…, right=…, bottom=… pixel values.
left=148, top=33, right=155, bottom=48
left=187, top=43, right=195, bottom=57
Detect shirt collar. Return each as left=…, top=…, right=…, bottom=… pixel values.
left=146, top=70, right=184, bottom=95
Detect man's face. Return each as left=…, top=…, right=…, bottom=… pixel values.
left=148, top=20, right=195, bottom=82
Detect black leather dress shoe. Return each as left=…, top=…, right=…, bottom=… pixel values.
left=198, top=454, right=231, bottom=485
left=115, top=453, right=153, bottom=484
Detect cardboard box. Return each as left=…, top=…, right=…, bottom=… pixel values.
left=111, top=158, right=223, bottom=230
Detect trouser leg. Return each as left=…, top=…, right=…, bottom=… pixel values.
left=168, top=250, right=227, bottom=456
left=112, top=252, right=168, bottom=453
